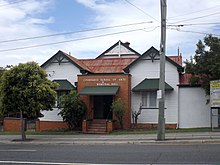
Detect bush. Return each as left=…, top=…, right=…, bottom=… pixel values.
left=58, top=90, right=87, bottom=130
left=111, top=98, right=126, bottom=129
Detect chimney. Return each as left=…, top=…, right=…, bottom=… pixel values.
left=178, top=47, right=180, bottom=57
left=124, top=42, right=130, bottom=47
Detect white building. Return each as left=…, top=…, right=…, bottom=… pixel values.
left=40, top=41, right=211, bottom=131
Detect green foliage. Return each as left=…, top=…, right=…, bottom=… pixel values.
left=0, top=62, right=58, bottom=118
left=185, top=35, right=220, bottom=95
left=111, top=98, right=126, bottom=129
left=58, top=90, right=87, bottom=130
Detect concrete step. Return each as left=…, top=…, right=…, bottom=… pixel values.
left=86, top=119, right=108, bottom=134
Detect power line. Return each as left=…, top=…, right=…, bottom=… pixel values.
left=0, top=0, right=26, bottom=8
left=0, top=27, right=155, bottom=53
left=170, top=11, right=220, bottom=24
left=0, top=21, right=152, bottom=44
left=168, top=4, right=220, bottom=20
left=167, top=22, right=220, bottom=27
left=168, top=27, right=220, bottom=37
left=142, top=26, right=160, bottom=32
left=124, top=0, right=159, bottom=22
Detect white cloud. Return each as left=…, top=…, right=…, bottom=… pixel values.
left=72, top=0, right=220, bottom=60
left=0, top=0, right=220, bottom=67
left=0, top=0, right=56, bottom=67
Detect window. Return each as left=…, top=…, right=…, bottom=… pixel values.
left=55, top=90, right=70, bottom=108
left=141, top=91, right=157, bottom=108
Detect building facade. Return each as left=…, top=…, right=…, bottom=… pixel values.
left=39, top=40, right=211, bottom=132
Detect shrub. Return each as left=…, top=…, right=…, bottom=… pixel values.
left=58, top=90, right=87, bottom=130
left=111, top=98, right=126, bottom=129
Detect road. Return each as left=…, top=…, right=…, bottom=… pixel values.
left=0, top=143, right=220, bottom=164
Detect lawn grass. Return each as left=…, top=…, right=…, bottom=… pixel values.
left=0, top=130, right=80, bottom=135
left=0, top=128, right=212, bottom=135
left=111, top=127, right=212, bottom=135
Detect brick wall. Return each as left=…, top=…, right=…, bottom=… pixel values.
left=3, top=117, right=26, bottom=132
left=78, top=74, right=131, bottom=129
left=35, top=120, right=69, bottom=131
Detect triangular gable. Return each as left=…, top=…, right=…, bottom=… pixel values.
left=41, top=50, right=92, bottom=73
left=96, top=40, right=140, bottom=59
left=123, top=46, right=183, bottom=73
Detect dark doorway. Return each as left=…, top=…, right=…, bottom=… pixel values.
left=93, top=95, right=113, bottom=119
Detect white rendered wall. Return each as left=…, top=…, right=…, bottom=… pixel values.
left=40, top=108, right=62, bottom=121
left=130, top=59, right=179, bottom=125
left=44, top=62, right=80, bottom=84
left=179, top=87, right=211, bottom=128
left=40, top=62, right=81, bottom=121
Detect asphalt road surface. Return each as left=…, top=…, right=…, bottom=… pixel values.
left=0, top=143, right=220, bottom=164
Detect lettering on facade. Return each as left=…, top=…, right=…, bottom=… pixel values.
left=83, top=77, right=126, bottom=86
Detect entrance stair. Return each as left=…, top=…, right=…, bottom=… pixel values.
left=87, top=119, right=107, bottom=134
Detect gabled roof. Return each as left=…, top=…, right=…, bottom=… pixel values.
left=96, top=40, right=141, bottom=59
left=41, top=50, right=92, bottom=73
left=179, top=73, right=192, bottom=85
left=179, top=73, right=201, bottom=87
left=168, top=56, right=182, bottom=66
left=80, top=58, right=136, bottom=73
left=124, top=46, right=184, bottom=73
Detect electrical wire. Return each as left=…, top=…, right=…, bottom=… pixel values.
left=168, top=27, right=220, bottom=37
left=142, top=26, right=160, bottom=33
left=170, top=11, right=220, bottom=24
left=0, top=28, right=153, bottom=53
left=167, top=22, right=220, bottom=27
left=0, top=0, right=26, bottom=8
left=168, top=4, right=220, bottom=20
left=124, top=0, right=159, bottom=22
left=0, top=21, right=152, bottom=44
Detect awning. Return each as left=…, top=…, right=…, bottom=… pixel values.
left=53, top=79, right=75, bottom=91
left=79, top=86, right=119, bottom=95
left=132, top=78, right=173, bottom=92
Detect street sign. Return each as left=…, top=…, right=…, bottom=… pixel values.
left=210, top=80, right=220, bottom=108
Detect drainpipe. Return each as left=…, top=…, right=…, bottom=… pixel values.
left=177, top=85, right=180, bottom=129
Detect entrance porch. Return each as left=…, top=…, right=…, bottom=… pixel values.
left=78, top=74, right=132, bottom=133
left=79, top=86, right=119, bottom=133
left=82, top=95, right=114, bottom=134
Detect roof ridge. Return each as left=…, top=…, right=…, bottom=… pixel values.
left=61, top=51, right=93, bottom=73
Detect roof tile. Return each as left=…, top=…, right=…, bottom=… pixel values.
left=79, top=58, right=136, bottom=73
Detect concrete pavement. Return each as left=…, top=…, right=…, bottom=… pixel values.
left=1, top=132, right=220, bottom=144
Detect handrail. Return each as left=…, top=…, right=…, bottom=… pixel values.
left=106, top=109, right=112, bottom=121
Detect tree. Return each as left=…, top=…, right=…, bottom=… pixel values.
left=185, top=35, right=220, bottom=94
left=0, top=62, right=57, bottom=140
left=58, top=90, right=87, bottom=130
left=132, top=104, right=142, bottom=128
left=111, top=98, right=126, bottom=129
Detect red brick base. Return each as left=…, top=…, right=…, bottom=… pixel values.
left=35, top=120, right=69, bottom=131
left=3, top=117, right=26, bottom=132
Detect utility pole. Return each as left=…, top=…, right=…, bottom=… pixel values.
left=157, top=0, right=167, bottom=141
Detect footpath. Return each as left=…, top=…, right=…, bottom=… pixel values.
left=1, top=132, right=220, bottom=145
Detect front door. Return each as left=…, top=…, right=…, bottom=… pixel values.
left=93, top=95, right=113, bottom=119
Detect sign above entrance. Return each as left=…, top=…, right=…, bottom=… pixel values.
left=83, top=77, right=126, bottom=86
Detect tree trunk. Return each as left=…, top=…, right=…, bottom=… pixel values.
left=20, top=110, right=26, bottom=141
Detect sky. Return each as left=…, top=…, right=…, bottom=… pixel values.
left=0, top=0, right=220, bottom=67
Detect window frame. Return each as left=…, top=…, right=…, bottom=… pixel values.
left=55, top=90, right=70, bottom=108
left=141, top=91, right=158, bottom=108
